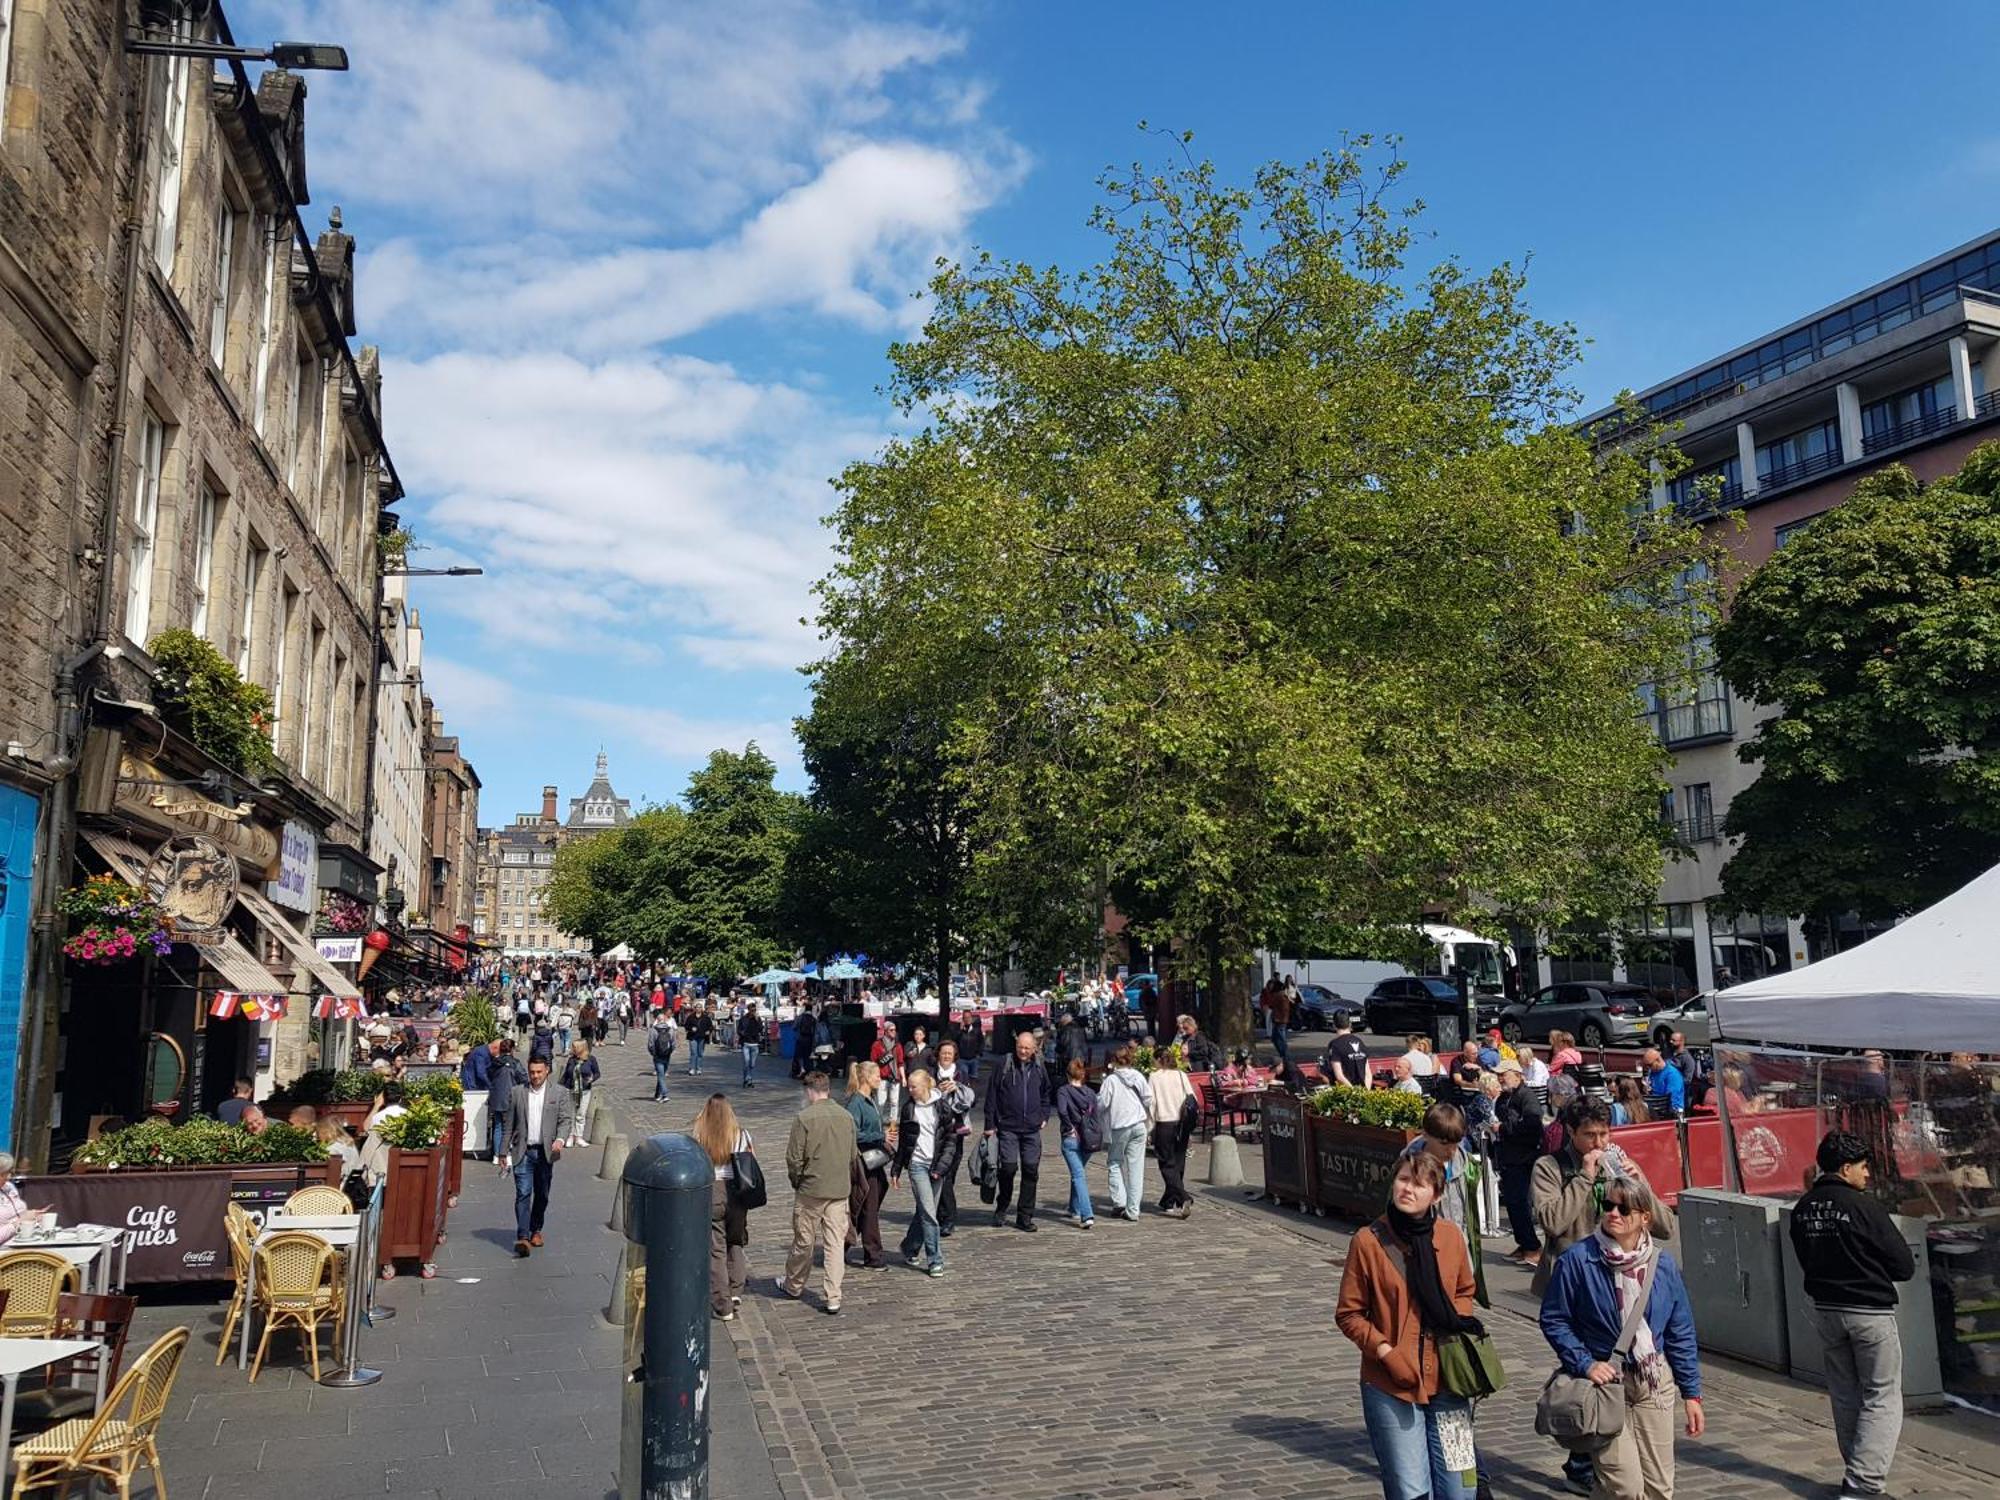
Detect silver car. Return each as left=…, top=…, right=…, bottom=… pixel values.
left=1649, top=992, right=1712, bottom=1050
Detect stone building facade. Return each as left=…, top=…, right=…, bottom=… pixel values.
left=421, top=702, right=480, bottom=935
left=0, top=3, right=419, bottom=1161
left=474, top=755, right=634, bottom=956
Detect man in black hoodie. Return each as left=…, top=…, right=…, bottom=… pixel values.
left=982, top=1029, right=1054, bottom=1231
left=1789, top=1131, right=1916, bottom=1500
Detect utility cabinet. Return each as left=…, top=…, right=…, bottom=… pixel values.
left=1679, top=1188, right=1789, bottom=1371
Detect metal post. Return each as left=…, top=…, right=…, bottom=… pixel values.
left=619, top=1134, right=712, bottom=1500
left=320, top=1185, right=386, bottom=1386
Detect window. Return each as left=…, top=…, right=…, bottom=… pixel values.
left=190, top=481, right=218, bottom=639
left=1862, top=373, right=1959, bottom=453
left=1756, top=419, right=1841, bottom=488
left=288, top=347, right=319, bottom=498
left=1774, top=513, right=1825, bottom=550
left=207, top=204, right=237, bottom=367
left=125, top=413, right=167, bottom=641
left=149, top=16, right=193, bottom=276
left=251, top=227, right=277, bottom=431
left=331, top=646, right=349, bottom=797
left=1666, top=455, right=1741, bottom=514
left=0, top=0, right=16, bottom=129
left=1640, top=567, right=1730, bottom=746
left=272, top=583, right=297, bottom=729
left=1677, top=782, right=1715, bottom=843
left=236, top=535, right=266, bottom=676
left=299, top=622, right=322, bottom=777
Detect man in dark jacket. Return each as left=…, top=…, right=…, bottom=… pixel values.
left=486, top=1040, right=525, bottom=1166
left=1790, top=1132, right=1916, bottom=1500
left=1172, top=1013, right=1221, bottom=1071
left=1490, top=1060, right=1544, bottom=1263
left=982, top=1029, right=1054, bottom=1231
left=791, top=1006, right=817, bottom=1079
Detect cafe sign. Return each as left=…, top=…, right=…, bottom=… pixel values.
left=267, top=819, right=317, bottom=913
left=315, top=935, right=363, bottom=964
left=142, top=834, right=239, bottom=945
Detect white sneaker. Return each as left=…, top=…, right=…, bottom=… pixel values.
left=576, top=1138, right=591, bottom=1148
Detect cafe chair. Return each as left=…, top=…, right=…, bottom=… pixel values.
left=13, top=1292, right=139, bottom=1434
left=282, top=1184, right=355, bottom=1216
left=0, top=1251, right=81, bottom=1338
left=247, top=1232, right=338, bottom=1382
left=214, top=1205, right=259, bottom=1366
left=9, top=1325, right=188, bottom=1500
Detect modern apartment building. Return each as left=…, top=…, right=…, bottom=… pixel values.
left=1582, top=230, right=2000, bottom=994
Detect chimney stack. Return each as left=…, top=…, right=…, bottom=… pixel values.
left=542, top=785, right=558, bottom=823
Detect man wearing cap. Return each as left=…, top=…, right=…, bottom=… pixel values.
left=1790, top=1132, right=1916, bottom=1500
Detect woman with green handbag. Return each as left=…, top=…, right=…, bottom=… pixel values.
left=1337, top=1152, right=1485, bottom=1499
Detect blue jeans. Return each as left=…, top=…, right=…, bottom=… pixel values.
left=1271, top=1018, right=1291, bottom=1063
left=653, top=1060, right=671, bottom=1099
left=489, top=1111, right=507, bottom=1159
left=512, top=1148, right=555, bottom=1240
left=688, top=1039, right=706, bottom=1073
left=742, top=1043, right=758, bottom=1083
left=900, top=1163, right=943, bottom=1266
left=1060, top=1136, right=1094, bottom=1221
left=556, top=1027, right=571, bottom=1053
left=1106, top=1122, right=1147, bottom=1217
left=1359, top=1382, right=1475, bottom=1500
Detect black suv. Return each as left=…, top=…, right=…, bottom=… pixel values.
left=1362, top=976, right=1502, bottom=1037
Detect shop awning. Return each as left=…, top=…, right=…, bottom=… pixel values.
left=79, top=827, right=290, bottom=999
left=233, top=886, right=363, bottom=1000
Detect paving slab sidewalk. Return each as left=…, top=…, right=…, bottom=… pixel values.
left=128, top=1093, right=783, bottom=1500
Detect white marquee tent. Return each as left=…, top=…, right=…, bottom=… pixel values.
left=1710, top=861, right=2000, bottom=1051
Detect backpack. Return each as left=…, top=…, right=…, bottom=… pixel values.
left=649, top=1023, right=677, bottom=1059
left=1073, top=1089, right=1105, bottom=1152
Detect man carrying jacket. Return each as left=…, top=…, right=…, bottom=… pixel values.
left=982, top=1028, right=1055, bottom=1231
left=1790, top=1132, right=1916, bottom=1500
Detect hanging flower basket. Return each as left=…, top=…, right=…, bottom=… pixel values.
left=316, top=890, right=370, bottom=935
left=58, top=874, right=173, bottom=966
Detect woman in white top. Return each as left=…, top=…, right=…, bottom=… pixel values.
left=1096, top=1042, right=1153, bottom=1221
left=1146, top=1060, right=1197, bottom=1219
left=1401, top=1035, right=1438, bottom=1077
left=0, top=1152, right=51, bottom=1248
left=892, top=1068, right=972, bottom=1274
left=357, top=1081, right=408, bottom=1188
left=693, top=1093, right=754, bottom=1320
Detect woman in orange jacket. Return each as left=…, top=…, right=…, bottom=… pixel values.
left=1337, top=1151, right=1483, bottom=1499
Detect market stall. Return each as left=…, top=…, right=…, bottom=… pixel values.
left=1705, top=862, right=2000, bottom=1409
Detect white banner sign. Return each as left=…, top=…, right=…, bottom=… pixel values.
left=315, top=935, right=363, bottom=964
left=267, top=819, right=318, bottom=913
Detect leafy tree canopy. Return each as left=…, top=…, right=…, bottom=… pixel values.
left=818, top=135, right=1716, bottom=1041
left=1717, top=445, right=2000, bottom=920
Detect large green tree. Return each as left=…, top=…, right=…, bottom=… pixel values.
left=819, top=137, right=1714, bottom=1045
left=542, top=747, right=800, bottom=976
left=1717, top=445, right=2000, bottom=922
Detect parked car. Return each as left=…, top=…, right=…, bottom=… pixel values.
left=1362, top=976, right=1503, bottom=1037
left=1498, top=980, right=1660, bottom=1049
left=1122, top=973, right=1161, bottom=1015
left=1649, top=992, right=1712, bottom=1050
left=1287, top=983, right=1343, bottom=1032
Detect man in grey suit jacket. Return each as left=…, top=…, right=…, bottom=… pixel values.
left=507, top=1056, right=577, bottom=1257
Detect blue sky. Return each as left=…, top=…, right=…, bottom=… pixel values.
left=241, top=0, right=2000, bottom=821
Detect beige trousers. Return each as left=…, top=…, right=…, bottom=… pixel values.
left=782, top=1193, right=850, bottom=1305
left=1593, top=1385, right=1678, bottom=1500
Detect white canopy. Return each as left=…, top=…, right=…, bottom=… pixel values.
left=1711, top=862, right=2000, bottom=1050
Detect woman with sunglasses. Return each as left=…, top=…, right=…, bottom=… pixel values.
left=1539, top=1173, right=1704, bottom=1499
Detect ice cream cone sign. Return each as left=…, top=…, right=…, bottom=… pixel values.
left=357, top=927, right=391, bottom=980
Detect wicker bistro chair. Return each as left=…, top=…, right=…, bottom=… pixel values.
left=0, top=1251, right=82, bottom=1338
left=9, top=1326, right=189, bottom=1500
left=12, top=1292, right=138, bottom=1434
left=248, top=1232, right=338, bottom=1382
left=281, top=1185, right=355, bottom=1216
left=215, top=1207, right=257, bottom=1366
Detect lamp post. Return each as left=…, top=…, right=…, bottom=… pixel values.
left=382, top=567, right=483, bottom=577
left=124, top=34, right=351, bottom=71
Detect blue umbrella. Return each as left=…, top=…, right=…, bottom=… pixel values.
left=746, top=967, right=797, bottom=985
left=822, top=961, right=866, bottom=981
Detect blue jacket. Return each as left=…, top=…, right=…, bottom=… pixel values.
left=1539, top=1237, right=1701, bottom=1399
left=1646, top=1063, right=1686, bottom=1112
left=460, top=1045, right=494, bottom=1091
left=982, top=1054, right=1053, bottom=1134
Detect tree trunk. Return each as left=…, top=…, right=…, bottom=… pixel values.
left=1217, top=960, right=1254, bottom=1053
left=935, top=920, right=952, bottom=1010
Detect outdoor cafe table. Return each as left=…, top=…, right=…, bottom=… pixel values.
left=8, top=1224, right=125, bottom=1295
left=236, top=1212, right=359, bottom=1370
left=0, top=1337, right=106, bottom=1478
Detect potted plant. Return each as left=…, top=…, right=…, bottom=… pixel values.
left=315, top=891, right=370, bottom=936
left=376, top=1098, right=451, bottom=1274
left=57, top=875, right=175, bottom=966
left=146, top=628, right=280, bottom=779
left=404, top=1073, right=468, bottom=1201
left=445, top=990, right=501, bottom=1049
left=1303, top=1084, right=1427, bottom=1218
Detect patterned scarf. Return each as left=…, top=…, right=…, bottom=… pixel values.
left=1594, top=1225, right=1667, bottom=1396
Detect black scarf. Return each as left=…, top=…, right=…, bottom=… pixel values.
left=1386, top=1205, right=1470, bottom=1337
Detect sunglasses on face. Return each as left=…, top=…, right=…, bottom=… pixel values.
left=1603, top=1201, right=1632, bottom=1215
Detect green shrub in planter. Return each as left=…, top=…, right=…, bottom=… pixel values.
left=1305, top=1083, right=1427, bottom=1131
left=447, top=990, right=501, bottom=1048
left=73, top=1117, right=328, bottom=1168
left=404, top=1073, right=464, bottom=1110
left=375, top=1097, right=449, bottom=1151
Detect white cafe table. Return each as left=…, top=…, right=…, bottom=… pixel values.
left=236, top=1213, right=360, bottom=1370
left=9, top=1224, right=124, bottom=1296
left=0, top=1337, right=105, bottom=1474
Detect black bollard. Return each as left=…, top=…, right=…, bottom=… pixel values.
left=619, top=1133, right=712, bottom=1500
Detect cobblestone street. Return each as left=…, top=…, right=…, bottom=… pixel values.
left=619, top=1049, right=2000, bottom=1500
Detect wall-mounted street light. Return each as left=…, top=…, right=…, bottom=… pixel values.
left=382, top=567, right=484, bottom=577
left=124, top=33, right=351, bottom=70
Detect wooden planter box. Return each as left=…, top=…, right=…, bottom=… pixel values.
left=380, top=1146, right=449, bottom=1266
left=1260, top=1089, right=1313, bottom=1209
left=1307, top=1115, right=1422, bottom=1219
left=444, top=1109, right=465, bottom=1202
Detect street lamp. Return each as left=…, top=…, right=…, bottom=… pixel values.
left=124, top=34, right=351, bottom=70
left=381, top=566, right=483, bottom=577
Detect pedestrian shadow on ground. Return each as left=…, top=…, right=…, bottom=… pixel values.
left=1229, top=1411, right=1377, bottom=1480
left=1676, top=1444, right=1827, bottom=1497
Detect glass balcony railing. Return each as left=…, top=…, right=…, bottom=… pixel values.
left=1862, top=404, right=1958, bottom=454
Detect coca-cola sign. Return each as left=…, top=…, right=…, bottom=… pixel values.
left=22, top=1170, right=234, bottom=1282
